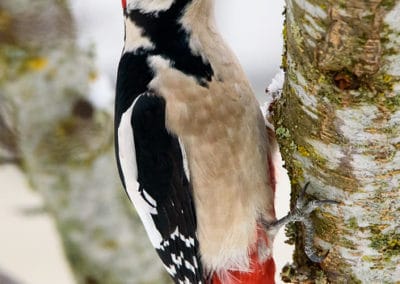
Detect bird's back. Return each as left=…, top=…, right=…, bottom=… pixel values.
left=115, top=0, right=276, bottom=282
left=149, top=1, right=276, bottom=275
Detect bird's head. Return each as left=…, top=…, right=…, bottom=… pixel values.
left=121, top=0, right=187, bottom=13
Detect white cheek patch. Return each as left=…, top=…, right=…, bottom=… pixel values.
left=124, top=19, right=155, bottom=52
left=127, top=0, right=175, bottom=14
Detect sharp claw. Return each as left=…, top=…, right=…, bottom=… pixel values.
left=296, top=182, right=339, bottom=212
left=265, top=182, right=339, bottom=263
left=304, top=199, right=340, bottom=215
left=296, top=182, right=310, bottom=208
left=314, top=200, right=340, bottom=205
left=303, top=217, right=330, bottom=263
left=305, top=248, right=329, bottom=263
left=299, top=183, right=338, bottom=263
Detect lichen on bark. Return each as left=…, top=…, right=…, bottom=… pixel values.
left=273, top=0, right=400, bottom=282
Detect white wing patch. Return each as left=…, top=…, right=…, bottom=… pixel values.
left=185, top=259, right=196, bottom=274
left=117, top=94, right=203, bottom=282
left=164, top=264, right=177, bottom=276
left=117, top=94, right=163, bottom=249
left=179, top=138, right=191, bottom=181
left=172, top=252, right=184, bottom=267
left=169, top=227, right=195, bottom=248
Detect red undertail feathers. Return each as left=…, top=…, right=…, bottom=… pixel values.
left=210, top=228, right=275, bottom=284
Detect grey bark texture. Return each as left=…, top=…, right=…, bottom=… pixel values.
left=272, top=0, right=400, bottom=283
left=0, top=1, right=170, bottom=283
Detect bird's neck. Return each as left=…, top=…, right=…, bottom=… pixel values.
left=122, top=0, right=213, bottom=30
left=122, top=0, right=214, bottom=22
left=122, top=0, right=216, bottom=83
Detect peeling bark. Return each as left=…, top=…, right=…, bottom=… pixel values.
left=273, top=0, right=400, bottom=282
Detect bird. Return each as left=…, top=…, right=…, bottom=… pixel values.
left=114, top=0, right=337, bottom=283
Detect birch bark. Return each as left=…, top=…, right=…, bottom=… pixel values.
left=273, top=0, right=400, bottom=282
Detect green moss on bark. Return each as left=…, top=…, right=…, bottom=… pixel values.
left=273, top=0, right=400, bottom=282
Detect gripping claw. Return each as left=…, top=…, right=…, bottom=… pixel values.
left=263, top=182, right=339, bottom=263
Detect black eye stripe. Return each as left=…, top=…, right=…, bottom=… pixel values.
left=126, top=1, right=214, bottom=84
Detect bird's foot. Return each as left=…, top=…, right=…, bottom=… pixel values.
left=262, top=182, right=339, bottom=263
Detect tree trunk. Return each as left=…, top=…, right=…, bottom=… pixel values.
left=273, top=0, right=400, bottom=282
left=0, top=1, right=169, bottom=283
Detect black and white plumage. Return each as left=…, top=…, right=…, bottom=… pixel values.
left=115, top=0, right=277, bottom=283
left=116, top=92, right=203, bottom=282
left=115, top=1, right=210, bottom=282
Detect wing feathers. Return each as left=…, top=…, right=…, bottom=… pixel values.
left=116, top=93, right=203, bottom=283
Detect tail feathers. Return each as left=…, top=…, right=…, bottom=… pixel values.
left=210, top=228, right=275, bottom=284
left=210, top=258, right=275, bottom=284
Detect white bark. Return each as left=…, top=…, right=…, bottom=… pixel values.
left=274, top=0, right=400, bottom=282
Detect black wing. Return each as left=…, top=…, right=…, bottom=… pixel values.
left=115, top=93, right=204, bottom=284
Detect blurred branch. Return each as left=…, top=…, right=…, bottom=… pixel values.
left=0, top=101, right=20, bottom=165
left=0, top=270, right=21, bottom=284
left=0, top=0, right=168, bottom=283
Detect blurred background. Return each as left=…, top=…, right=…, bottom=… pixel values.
left=0, top=0, right=289, bottom=283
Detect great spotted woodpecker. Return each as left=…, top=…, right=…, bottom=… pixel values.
left=115, top=1, right=337, bottom=283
